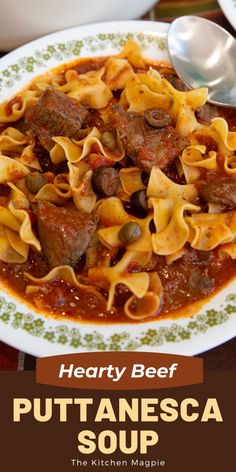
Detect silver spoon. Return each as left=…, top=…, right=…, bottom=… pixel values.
left=167, top=15, right=236, bottom=108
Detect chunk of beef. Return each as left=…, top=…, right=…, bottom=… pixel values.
left=15, top=118, right=30, bottom=134
left=196, top=103, right=220, bottom=124
left=220, top=108, right=236, bottom=131
left=74, top=57, right=106, bottom=75
left=36, top=201, right=98, bottom=268
left=188, top=267, right=214, bottom=296
left=111, top=106, right=189, bottom=172
left=199, top=176, right=236, bottom=208
left=167, top=76, right=188, bottom=91
left=196, top=104, right=236, bottom=130
left=195, top=135, right=218, bottom=153
left=26, top=87, right=89, bottom=151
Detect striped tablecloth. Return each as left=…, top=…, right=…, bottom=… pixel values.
left=0, top=0, right=235, bottom=370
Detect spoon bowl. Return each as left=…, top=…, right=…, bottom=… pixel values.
left=167, top=15, right=236, bottom=108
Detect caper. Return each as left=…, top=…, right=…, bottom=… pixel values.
left=118, top=222, right=142, bottom=243
left=25, top=172, right=48, bottom=194
left=144, top=108, right=172, bottom=128
left=130, top=189, right=148, bottom=213
left=101, top=131, right=116, bottom=152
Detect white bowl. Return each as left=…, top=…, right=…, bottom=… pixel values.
left=0, top=0, right=159, bottom=51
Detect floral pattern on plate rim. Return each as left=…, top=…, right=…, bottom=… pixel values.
left=0, top=27, right=236, bottom=351
left=0, top=294, right=236, bottom=350
left=0, top=32, right=167, bottom=92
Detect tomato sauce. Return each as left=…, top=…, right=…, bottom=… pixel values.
left=0, top=246, right=235, bottom=324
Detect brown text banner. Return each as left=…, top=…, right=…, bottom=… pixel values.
left=0, top=372, right=234, bottom=471
left=36, top=352, right=203, bottom=389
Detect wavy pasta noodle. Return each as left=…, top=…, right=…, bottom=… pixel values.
left=146, top=69, right=208, bottom=135
left=218, top=243, right=236, bottom=259
left=0, top=155, right=29, bottom=184
left=88, top=250, right=151, bottom=310
left=187, top=211, right=236, bottom=251
left=117, top=39, right=146, bottom=69
left=181, top=144, right=236, bottom=184
left=147, top=166, right=198, bottom=203
left=125, top=272, right=163, bottom=320
left=0, top=184, right=39, bottom=263
left=211, top=117, right=236, bottom=152
left=0, top=90, right=37, bottom=123
left=51, top=127, right=124, bottom=165
left=97, top=197, right=152, bottom=252
left=119, top=167, right=145, bottom=196
left=58, top=68, right=113, bottom=109
left=8, top=183, right=41, bottom=251
left=0, top=206, right=21, bottom=232
left=180, top=145, right=216, bottom=183
left=103, top=57, right=134, bottom=90
left=18, top=136, right=42, bottom=171
left=0, top=127, right=27, bottom=153
left=124, top=73, right=173, bottom=113
left=98, top=215, right=153, bottom=253
left=223, top=155, right=236, bottom=173
left=68, top=162, right=97, bottom=213
left=33, top=181, right=72, bottom=205
left=25, top=265, right=92, bottom=290
left=150, top=197, right=200, bottom=255
left=0, top=225, right=29, bottom=263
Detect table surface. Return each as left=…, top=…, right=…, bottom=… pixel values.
left=0, top=0, right=235, bottom=371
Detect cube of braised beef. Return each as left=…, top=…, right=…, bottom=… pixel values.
left=111, top=106, right=189, bottom=172
left=26, top=87, right=89, bottom=150
left=36, top=201, right=98, bottom=268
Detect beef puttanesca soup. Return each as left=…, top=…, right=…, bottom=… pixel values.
left=0, top=40, right=236, bottom=323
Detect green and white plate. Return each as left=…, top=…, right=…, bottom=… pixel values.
left=0, top=20, right=236, bottom=356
